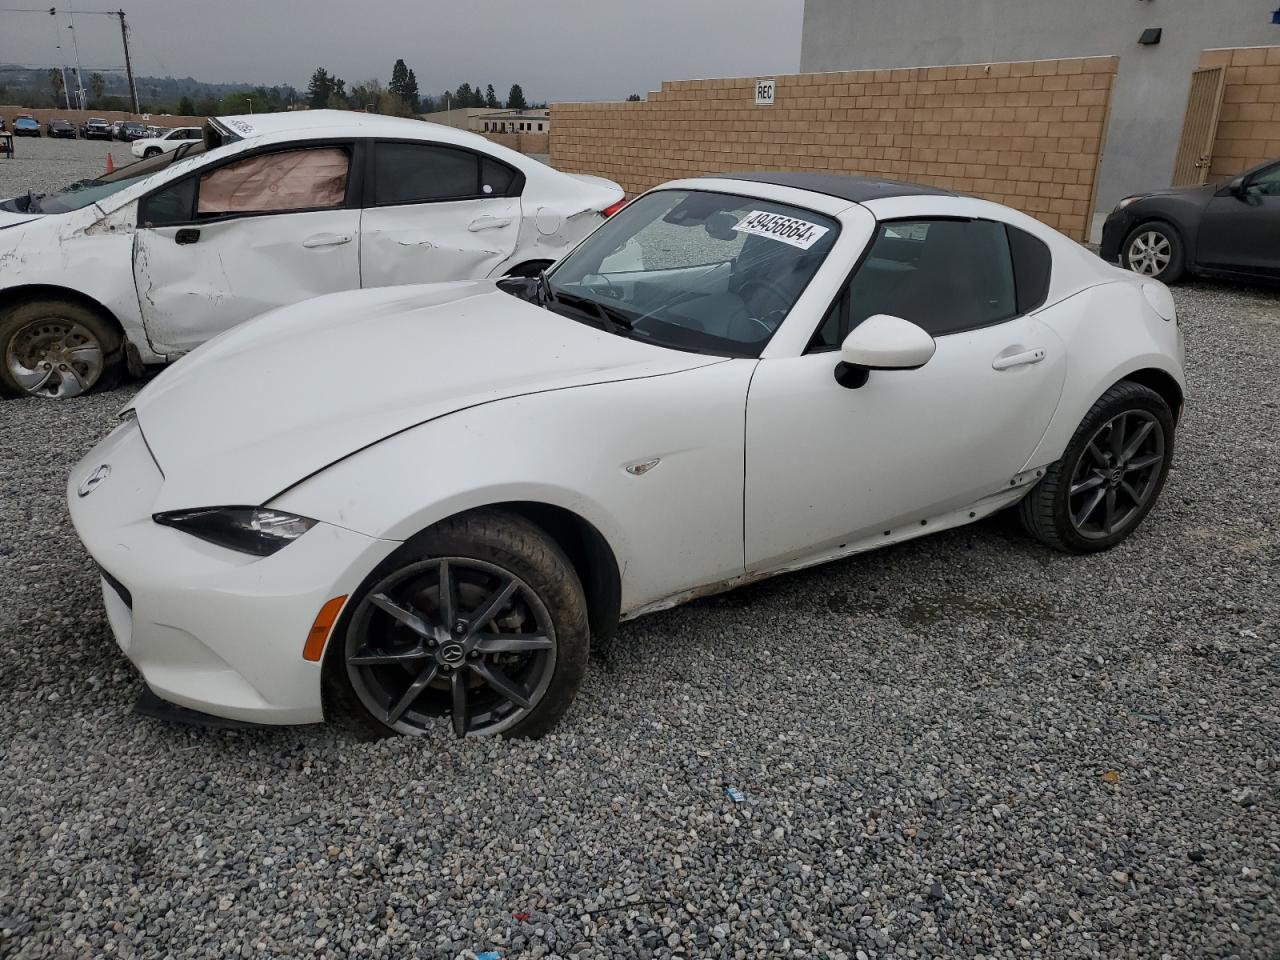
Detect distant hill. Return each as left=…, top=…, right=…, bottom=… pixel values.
left=0, top=64, right=296, bottom=112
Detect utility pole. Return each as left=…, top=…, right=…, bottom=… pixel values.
left=116, top=10, right=139, bottom=115
left=65, top=5, right=85, bottom=108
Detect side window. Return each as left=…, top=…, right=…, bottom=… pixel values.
left=374, top=142, right=489, bottom=205
left=481, top=156, right=518, bottom=196
left=1249, top=162, right=1280, bottom=196
left=195, top=147, right=349, bottom=217
left=139, top=176, right=197, bottom=226
left=807, top=219, right=1020, bottom=351
left=1007, top=225, right=1052, bottom=314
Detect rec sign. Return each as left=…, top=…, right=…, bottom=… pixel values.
left=755, top=79, right=775, bottom=105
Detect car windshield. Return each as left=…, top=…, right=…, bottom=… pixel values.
left=536, top=189, right=839, bottom=358
left=1, top=142, right=207, bottom=214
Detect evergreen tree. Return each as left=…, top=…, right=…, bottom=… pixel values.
left=404, top=68, right=420, bottom=112
left=178, top=94, right=195, bottom=116
left=306, top=68, right=334, bottom=109
left=485, top=84, right=500, bottom=108
left=506, top=83, right=527, bottom=110
left=454, top=83, right=474, bottom=108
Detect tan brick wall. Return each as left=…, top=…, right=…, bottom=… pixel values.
left=551, top=57, right=1117, bottom=242
left=478, top=131, right=550, bottom=156
left=0, top=106, right=206, bottom=130
left=1197, top=47, right=1280, bottom=181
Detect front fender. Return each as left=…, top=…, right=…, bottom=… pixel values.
left=269, top=361, right=756, bottom=615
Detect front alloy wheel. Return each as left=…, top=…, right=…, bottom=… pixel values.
left=0, top=300, right=121, bottom=399
left=1121, top=221, right=1184, bottom=283
left=333, top=510, right=590, bottom=738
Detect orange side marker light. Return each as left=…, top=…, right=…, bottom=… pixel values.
left=303, top=595, right=348, bottom=661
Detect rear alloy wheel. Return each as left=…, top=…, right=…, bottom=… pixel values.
left=334, top=511, right=589, bottom=738
left=143, top=147, right=161, bottom=158
left=1121, top=221, right=1184, bottom=283
left=0, top=300, right=121, bottom=399
left=1018, top=381, right=1174, bottom=553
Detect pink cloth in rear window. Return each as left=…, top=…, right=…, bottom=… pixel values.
left=198, top=147, right=348, bottom=215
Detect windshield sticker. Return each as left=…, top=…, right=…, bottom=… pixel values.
left=733, top=210, right=830, bottom=249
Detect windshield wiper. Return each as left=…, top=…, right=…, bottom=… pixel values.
left=552, top=290, right=634, bottom=335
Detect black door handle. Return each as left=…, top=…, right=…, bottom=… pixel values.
left=174, top=228, right=200, bottom=245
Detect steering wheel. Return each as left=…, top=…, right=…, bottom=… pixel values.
left=738, top=277, right=796, bottom=334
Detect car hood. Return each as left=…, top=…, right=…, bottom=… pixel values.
left=1126, top=183, right=1217, bottom=207
left=0, top=209, right=42, bottom=230
left=132, top=281, right=724, bottom=511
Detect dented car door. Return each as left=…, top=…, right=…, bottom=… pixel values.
left=358, top=139, right=521, bottom=288
left=132, top=143, right=361, bottom=355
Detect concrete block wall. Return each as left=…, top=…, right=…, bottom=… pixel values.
left=551, top=57, right=1117, bottom=241
left=1197, top=46, right=1280, bottom=181
left=478, top=131, right=550, bottom=156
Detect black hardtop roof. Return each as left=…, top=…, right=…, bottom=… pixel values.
left=706, top=171, right=957, bottom=204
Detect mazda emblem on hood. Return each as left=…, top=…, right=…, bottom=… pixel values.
left=77, top=464, right=111, bottom=497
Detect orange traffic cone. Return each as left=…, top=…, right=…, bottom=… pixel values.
left=104, top=153, right=114, bottom=174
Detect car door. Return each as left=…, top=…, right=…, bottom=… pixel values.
left=359, top=140, right=522, bottom=288
left=133, top=142, right=362, bottom=355
left=1196, top=161, right=1280, bottom=278
left=745, top=218, right=1067, bottom=570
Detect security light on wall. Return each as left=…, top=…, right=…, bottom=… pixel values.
left=1138, top=27, right=1162, bottom=45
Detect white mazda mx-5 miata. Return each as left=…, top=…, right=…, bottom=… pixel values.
left=67, top=173, right=1185, bottom=739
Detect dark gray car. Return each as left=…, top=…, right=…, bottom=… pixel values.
left=1100, top=157, right=1280, bottom=283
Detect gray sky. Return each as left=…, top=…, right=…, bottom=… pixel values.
left=2, top=0, right=804, bottom=102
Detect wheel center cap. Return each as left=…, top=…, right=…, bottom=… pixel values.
left=1108, top=467, right=1123, bottom=487
left=438, top=641, right=466, bottom=666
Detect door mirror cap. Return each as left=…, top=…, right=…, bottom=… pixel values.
left=1228, top=175, right=1248, bottom=197
left=839, top=314, right=936, bottom=371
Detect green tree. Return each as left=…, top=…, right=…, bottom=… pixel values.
left=626, top=93, right=642, bottom=101
left=307, top=67, right=337, bottom=109
left=220, top=91, right=253, bottom=114
left=506, top=83, right=527, bottom=110
left=404, top=69, right=419, bottom=112
left=89, top=72, right=106, bottom=104
left=453, top=83, right=474, bottom=108
left=48, top=67, right=65, bottom=104
left=326, top=77, right=348, bottom=109
left=418, top=93, right=436, bottom=113
left=178, top=94, right=195, bottom=116
left=389, top=59, right=409, bottom=97
left=485, top=84, right=500, bottom=108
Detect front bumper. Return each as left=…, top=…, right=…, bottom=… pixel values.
left=1099, top=208, right=1135, bottom=264
left=66, top=419, right=399, bottom=725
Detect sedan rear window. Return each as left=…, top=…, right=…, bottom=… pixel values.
left=373, top=142, right=521, bottom=205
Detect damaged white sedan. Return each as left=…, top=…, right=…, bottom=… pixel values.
left=68, top=173, right=1184, bottom=739
left=0, top=110, right=623, bottom=398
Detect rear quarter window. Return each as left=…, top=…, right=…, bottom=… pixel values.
left=1007, top=225, right=1052, bottom=315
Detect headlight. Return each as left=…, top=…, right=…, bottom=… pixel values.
left=1116, top=196, right=1145, bottom=211
left=153, top=507, right=317, bottom=556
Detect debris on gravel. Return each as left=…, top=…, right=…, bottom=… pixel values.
left=0, top=143, right=1277, bottom=958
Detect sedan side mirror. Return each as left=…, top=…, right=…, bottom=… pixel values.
left=835, top=314, right=936, bottom=389
left=1228, top=175, right=1249, bottom=198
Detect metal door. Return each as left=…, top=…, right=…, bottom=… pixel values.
left=1172, top=66, right=1226, bottom=187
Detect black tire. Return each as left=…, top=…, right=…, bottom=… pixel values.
left=1120, top=220, right=1185, bottom=283
left=1018, top=380, right=1174, bottom=553
left=504, top=259, right=555, bottom=278
left=0, top=298, right=123, bottom=399
left=143, top=147, right=161, bottom=159
left=325, top=509, right=590, bottom=740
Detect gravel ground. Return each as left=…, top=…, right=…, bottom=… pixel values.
left=1, top=144, right=1278, bottom=959
left=0, top=133, right=134, bottom=196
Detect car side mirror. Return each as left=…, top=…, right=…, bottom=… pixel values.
left=1228, top=175, right=1249, bottom=198
left=834, top=314, right=936, bottom=389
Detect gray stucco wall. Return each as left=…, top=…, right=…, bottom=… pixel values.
left=801, top=0, right=1279, bottom=233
